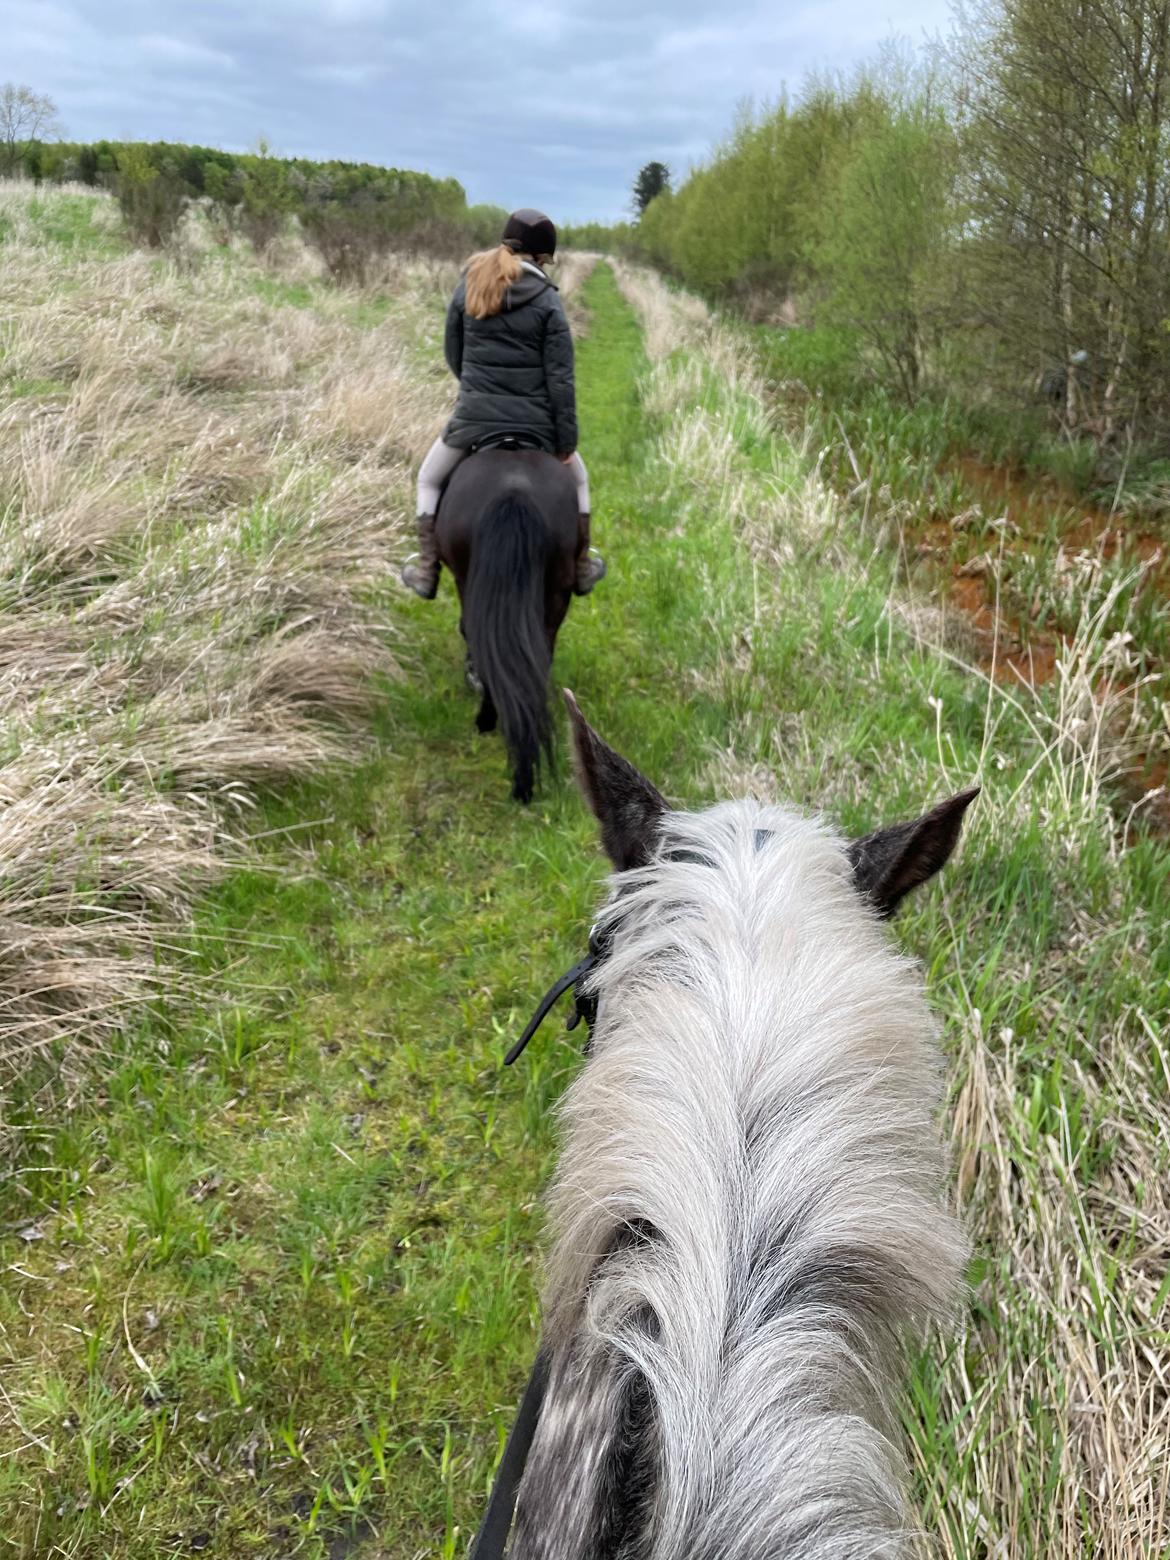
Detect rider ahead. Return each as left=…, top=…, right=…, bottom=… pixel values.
left=401, top=208, right=606, bottom=600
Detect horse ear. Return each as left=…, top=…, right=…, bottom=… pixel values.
left=847, top=788, right=979, bottom=919
left=563, top=690, right=667, bottom=871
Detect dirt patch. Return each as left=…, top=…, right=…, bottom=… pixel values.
left=912, top=525, right=1064, bottom=689
left=953, top=454, right=1167, bottom=573
left=912, top=455, right=1167, bottom=687
left=906, top=455, right=1168, bottom=825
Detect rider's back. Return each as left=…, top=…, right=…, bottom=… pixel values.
left=402, top=209, right=603, bottom=603
left=443, top=266, right=577, bottom=456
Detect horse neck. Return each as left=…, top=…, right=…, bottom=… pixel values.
left=537, top=803, right=966, bottom=1557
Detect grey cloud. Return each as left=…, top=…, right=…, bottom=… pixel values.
left=1, top=0, right=953, bottom=220
left=134, top=33, right=238, bottom=71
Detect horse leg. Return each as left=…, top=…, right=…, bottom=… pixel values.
left=476, top=684, right=498, bottom=734
left=454, top=606, right=487, bottom=697
left=512, top=751, right=534, bottom=805
left=545, top=589, right=572, bottom=660
left=452, top=584, right=486, bottom=698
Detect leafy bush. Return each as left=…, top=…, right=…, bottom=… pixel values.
left=237, top=145, right=293, bottom=254
left=754, top=323, right=863, bottom=401
left=560, top=219, right=636, bottom=254
left=29, top=140, right=471, bottom=267
left=114, top=144, right=187, bottom=249
left=464, top=202, right=509, bottom=248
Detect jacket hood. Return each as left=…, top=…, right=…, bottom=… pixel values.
left=502, top=266, right=557, bottom=312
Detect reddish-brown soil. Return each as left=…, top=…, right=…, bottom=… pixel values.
left=952, top=454, right=1167, bottom=574
left=912, top=456, right=1167, bottom=688
left=907, top=455, right=1168, bottom=827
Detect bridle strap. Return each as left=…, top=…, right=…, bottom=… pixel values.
left=473, top=928, right=607, bottom=1547
left=469, top=1347, right=550, bottom=1559
left=504, top=952, right=598, bottom=1065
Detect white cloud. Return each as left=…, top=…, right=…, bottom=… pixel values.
left=657, top=23, right=739, bottom=58
left=487, top=0, right=571, bottom=43
left=318, top=0, right=393, bottom=20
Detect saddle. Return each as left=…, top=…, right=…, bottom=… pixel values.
left=468, top=432, right=545, bottom=454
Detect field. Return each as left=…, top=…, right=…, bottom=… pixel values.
left=0, top=187, right=1167, bottom=1558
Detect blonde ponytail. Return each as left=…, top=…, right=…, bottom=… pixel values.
left=464, top=243, right=523, bottom=319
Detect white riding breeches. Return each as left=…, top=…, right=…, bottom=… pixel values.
left=417, top=438, right=590, bottom=516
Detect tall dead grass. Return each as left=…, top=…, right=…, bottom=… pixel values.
left=610, top=257, right=712, bottom=361
left=623, top=264, right=1170, bottom=1557
left=0, top=186, right=450, bottom=1133
left=554, top=250, right=600, bottom=335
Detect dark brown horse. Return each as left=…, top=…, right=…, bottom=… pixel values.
left=436, top=449, right=579, bottom=803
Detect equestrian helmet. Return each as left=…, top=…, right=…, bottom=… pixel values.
left=502, top=208, right=557, bottom=258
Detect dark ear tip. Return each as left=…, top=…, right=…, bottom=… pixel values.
left=928, top=785, right=980, bottom=821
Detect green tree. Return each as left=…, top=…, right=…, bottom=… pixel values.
left=113, top=145, right=188, bottom=249
left=633, top=161, right=671, bottom=215
left=812, top=70, right=956, bottom=399
left=237, top=139, right=293, bottom=253
left=465, top=203, right=510, bottom=248
left=952, top=0, right=1170, bottom=442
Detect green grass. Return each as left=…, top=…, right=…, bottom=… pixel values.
left=0, top=261, right=784, bottom=1556
left=0, top=189, right=124, bottom=258
left=756, top=323, right=1170, bottom=528
left=2, top=249, right=1168, bottom=1558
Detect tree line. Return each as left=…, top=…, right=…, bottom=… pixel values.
left=3, top=113, right=512, bottom=280
left=626, top=0, right=1170, bottom=456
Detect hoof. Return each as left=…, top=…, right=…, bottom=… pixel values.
left=400, top=556, right=439, bottom=600
left=573, top=551, right=607, bottom=597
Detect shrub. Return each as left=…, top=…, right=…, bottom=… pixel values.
left=464, top=202, right=509, bottom=248
left=237, top=142, right=293, bottom=254
left=114, top=144, right=187, bottom=249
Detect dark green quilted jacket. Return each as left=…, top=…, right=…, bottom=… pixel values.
left=442, top=264, right=577, bottom=454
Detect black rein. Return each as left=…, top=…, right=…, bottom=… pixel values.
left=503, top=923, right=606, bottom=1066
left=471, top=925, right=608, bottom=1557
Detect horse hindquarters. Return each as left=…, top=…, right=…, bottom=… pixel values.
left=462, top=494, right=555, bottom=803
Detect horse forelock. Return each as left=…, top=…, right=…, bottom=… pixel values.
left=523, top=799, right=967, bottom=1559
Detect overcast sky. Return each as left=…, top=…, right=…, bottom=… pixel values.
left=3, top=0, right=954, bottom=222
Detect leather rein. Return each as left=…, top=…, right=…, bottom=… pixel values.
left=469, top=923, right=610, bottom=1558
left=504, top=921, right=607, bottom=1066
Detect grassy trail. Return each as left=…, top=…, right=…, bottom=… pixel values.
left=6, top=255, right=1168, bottom=1560
left=1, top=264, right=755, bottom=1557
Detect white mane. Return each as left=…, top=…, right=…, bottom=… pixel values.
left=513, top=799, right=967, bottom=1559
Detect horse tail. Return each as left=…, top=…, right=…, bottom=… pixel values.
left=463, top=492, right=555, bottom=804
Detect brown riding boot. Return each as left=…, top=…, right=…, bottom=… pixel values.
left=574, top=512, right=607, bottom=596
left=401, top=513, right=440, bottom=599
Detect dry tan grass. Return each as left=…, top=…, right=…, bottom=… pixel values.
left=632, top=300, right=840, bottom=569
left=914, top=561, right=1170, bottom=1556
left=610, top=257, right=713, bottom=360
left=0, top=185, right=451, bottom=1130
left=553, top=250, right=600, bottom=336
